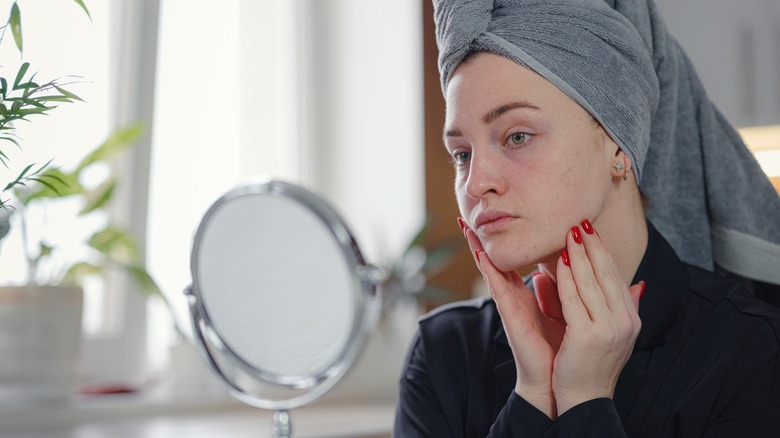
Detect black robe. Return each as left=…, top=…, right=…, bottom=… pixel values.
left=394, top=223, right=780, bottom=437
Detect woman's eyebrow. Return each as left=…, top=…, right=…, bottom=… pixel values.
left=483, top=101, right=541, bottom=124
left=444, top=128, right=462, bottom=139
left=443, top=101, right=541, bottom=142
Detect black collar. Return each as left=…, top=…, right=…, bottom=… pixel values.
left=631, top=222, right=688, bottom=351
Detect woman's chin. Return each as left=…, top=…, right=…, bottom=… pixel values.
left=484, top=249, right=536, bottom=273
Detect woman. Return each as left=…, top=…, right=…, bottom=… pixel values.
left=394, top=0, right=780, bottom=436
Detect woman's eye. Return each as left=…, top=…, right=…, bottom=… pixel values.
left=451, top=151, right=471, bottom=165
left=507, top=132, right=531, bottom=146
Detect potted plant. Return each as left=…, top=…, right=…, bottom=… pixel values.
left=0, top=124, right=162, bottom=403
left=0, top=1, right=160, bottom=403
left=381, top=216, right=460, bottom=314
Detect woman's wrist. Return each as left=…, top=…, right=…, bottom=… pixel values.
left=554, top=388, right=612, bottom=415
left=516, top=383, right=558, bottom=419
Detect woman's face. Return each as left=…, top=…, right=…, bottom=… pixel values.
left=444, top=52, right=617, bottom=271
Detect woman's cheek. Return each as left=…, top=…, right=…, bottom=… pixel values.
left=483, top=237, right=537, bottom=272
left=455, top=187, right=472, bottom=218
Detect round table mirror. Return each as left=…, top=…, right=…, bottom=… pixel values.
left=186, top=180, right=384, bottom=437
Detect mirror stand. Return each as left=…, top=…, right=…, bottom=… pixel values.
left=271, top=410, right=291, bottom=438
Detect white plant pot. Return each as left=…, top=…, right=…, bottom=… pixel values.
left=0, top=285, right=83, bottom=404
left=167, top=338, right=226, bottom=395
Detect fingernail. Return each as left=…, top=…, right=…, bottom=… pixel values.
left=639, top=281, right=647, bottom=299
left=571, top=226, right=582, bottom=244
left=474, top=249, right=481, bottom=262
left=532, top=271, right=543, bottom=277
left=561, top=250, right=570, bottom=266
left=581, top=219, right=595, bottom=235
left=457, top=217, right=466, bottom=233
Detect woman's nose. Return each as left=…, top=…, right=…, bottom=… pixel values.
left=464, top=149, right=505, bottom=199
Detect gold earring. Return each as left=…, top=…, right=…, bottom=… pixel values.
left=613, top=162, right=629, bottom=181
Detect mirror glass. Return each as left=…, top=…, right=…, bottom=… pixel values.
left=188, top=181, right=381, bottom=413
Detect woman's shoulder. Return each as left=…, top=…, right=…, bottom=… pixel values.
left=686, top=264, right=780, bottom=346
left=416, top=296, right=503, bottom=349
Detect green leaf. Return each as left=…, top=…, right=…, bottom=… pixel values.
left=21, top=168, right=82, bottom=204
left=28, top=176, right=61, bottom=193
left=36, top=163, right=67, bottom=184
left=420, top=240, right=459, bottom=276
left=14, top=81, right=40, bottom=93
left=0, top=136, right=21, bottom=148
left=413, top=284, right=454, bottom=303
left=71, top=0, right=92, bottom=22
left=79, top=177, right=116, bottom=215
left=63, top=261, right=103, bottom=284
left=126, top=264, right=161, bottom=296
left=31, top=242, right=54, bottom=265
left=33, top=95, right=75, bottom=103
left=10, top=96, right=48, bottom=108
left=52, top=85, right=84, bottom=102
left=0, top=77, right=7, bottom=98
left=402, top=215, right=433, bottom=257
left=4, top=163, right=35, bottom=191
left=76, top=123, right=145, bottom=172
left=88, top=226, right=138, bottom=261
left=9, top=3, right=22, bottom=54
left=13, top=62, right=30, bottom=90
left=15, top=106, right=51, bottom=116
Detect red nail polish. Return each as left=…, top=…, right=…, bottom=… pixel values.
left=561, top=250, right=570, bottom=266
left=571, top=226, right=582, bottom=244
left=474, top=249, right=480, bottom=262
left=532, top=271, right=543, bottom=277
left=581, top=219, right=595, bottom=235
left=457, top=217, right=466, bottom=232
left=639, top=281, right=647, bottom=299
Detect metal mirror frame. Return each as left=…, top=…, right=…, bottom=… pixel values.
left=186, top=180, right=383, bottom=411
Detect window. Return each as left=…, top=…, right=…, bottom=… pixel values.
left=146, top=0, right=425, bottom=382
left=1, top=0, right=425, bottom=391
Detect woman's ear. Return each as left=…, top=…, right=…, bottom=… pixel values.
left=611, top=148, right=631, bottom=181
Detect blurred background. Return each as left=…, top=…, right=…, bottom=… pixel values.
left=0, top=0, right=777, bottom=436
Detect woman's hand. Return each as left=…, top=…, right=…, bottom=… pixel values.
left=460, top=219, right=565, bottom=419
left=459, top=218, right=644, bottom=418
left=552, top=221, right=643, bottom=414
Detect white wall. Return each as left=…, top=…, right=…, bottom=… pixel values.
left=295, top=0, right=426, bottom=263
left=656, top=0, right=780, bottom=128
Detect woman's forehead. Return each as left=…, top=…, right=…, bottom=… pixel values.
left=444, top=53, right=576, bottom=126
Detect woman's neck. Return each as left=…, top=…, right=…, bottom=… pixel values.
left=538, top=186, right=648, bottom=286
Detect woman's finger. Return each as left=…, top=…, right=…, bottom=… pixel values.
left=565, top=226, right=610, bottom=322
left=533, top=272, right=564, bottom=324
left=476, top=249, right=534, bottom=326
left=458, top=217, right=485, bottom=274
left=628, top=281, right=645, bottom=310
left=465, top=228, right=485, bottom=274
left=554, top=252, right=592, bottom=328
left=579, top=220, right=631, bottom=314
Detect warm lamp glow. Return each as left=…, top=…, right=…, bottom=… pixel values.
left=739, top=125, right=780, bottom=178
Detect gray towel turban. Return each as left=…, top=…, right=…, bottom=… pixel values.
left=434, top=0, right=780, bottom=285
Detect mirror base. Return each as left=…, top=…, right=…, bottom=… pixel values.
left=272, top=410, right=291, bottom=438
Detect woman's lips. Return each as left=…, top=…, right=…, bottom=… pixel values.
left=474, top=213, right=517, bottom=233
